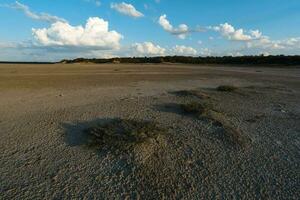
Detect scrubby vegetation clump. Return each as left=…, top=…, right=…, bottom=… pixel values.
left=85, top=119, right=166, bottom=150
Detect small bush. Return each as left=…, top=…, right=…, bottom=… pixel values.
left=217, top=85, right=237, bottom=92
left=85, top=119, right=166, bottom=150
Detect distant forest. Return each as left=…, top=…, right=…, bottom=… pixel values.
left=1, top=55, right=300, bottom=66
left=61, top=55, right=300, bottom=66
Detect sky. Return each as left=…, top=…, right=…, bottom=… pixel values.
left=0, top=0, right=300, bottom=61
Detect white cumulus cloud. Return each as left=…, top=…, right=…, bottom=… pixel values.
left=206, top=23, right=300, bottom=53
left=111, top=2, right=144, bottom=18
left=171, top=45, right=197, bottom=56
left=210, top=23, right=264, bottom=41
left=158, top=14, right=190, bottom=39
left=211, top=23, right=254, bottom=41
left=132, top=42, right=166, bottom=56
left=32, top=17, right=123, bottom=50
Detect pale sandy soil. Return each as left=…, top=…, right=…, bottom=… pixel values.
left=0, top=63, right=299, bottom=199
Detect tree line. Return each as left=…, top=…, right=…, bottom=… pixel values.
left=60, top=55, right=300, bottom=66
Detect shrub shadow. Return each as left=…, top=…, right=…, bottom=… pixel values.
left=62, top=118, right=113, bottom=147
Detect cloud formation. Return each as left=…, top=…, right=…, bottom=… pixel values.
left=111, top=2, right=144, bottom=18
left=6, top=1, right=67, bottom=23
left=199, top=48, right=212, bottom=56
left=158, top=14, right=190, bottom=39
left=2, top=1, right=300, bottom=60
left=131, top=43, right=199, bottom=56
left=132, top=42, right=166, bottom=55
left=211, top=23, right=262, bottom=41
left=171, top=45, right=197, bottom=56
left=206, top=23, right=300, bottom=53
left=32, top=17, right=123, bottom=50
left=246, top=37, right=300, bottom=50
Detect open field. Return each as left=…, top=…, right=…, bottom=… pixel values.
left=0, top=63, right=299, bottom=199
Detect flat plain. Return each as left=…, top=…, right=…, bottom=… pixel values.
left=0, top=63, right=299, bottom=199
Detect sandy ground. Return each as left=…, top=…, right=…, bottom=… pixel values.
left=0, top=63, right=299, bottom=199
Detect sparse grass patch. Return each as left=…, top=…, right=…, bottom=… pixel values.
left=170, top=86, right=249, bottom=148
left=217, top=85, right=238, bottom=92
left=180, top=100, right=249, bottom=148
left=85, top=119, right=167, bottom=150
left=208, top=112, right=248, bottom=147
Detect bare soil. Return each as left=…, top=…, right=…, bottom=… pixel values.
left=0, top=63, right=299, bottom=199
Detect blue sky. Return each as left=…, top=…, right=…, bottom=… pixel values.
left=1, top=0, right=300, bottom=61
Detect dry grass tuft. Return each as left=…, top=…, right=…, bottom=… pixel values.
left=208, top=111, right=248, bottom=147
left=181, top=101, right=249, bottom=148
